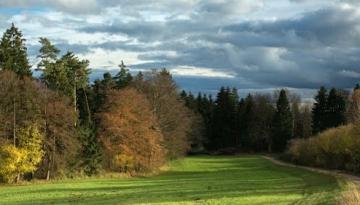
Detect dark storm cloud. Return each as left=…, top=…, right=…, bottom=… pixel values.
left=75, top=3, right=360, bottom=89
left=225, top=7, right=360, bottom=47
left=1, top=0, right=360, bottom=96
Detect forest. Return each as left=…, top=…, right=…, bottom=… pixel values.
left=0, top=23, right=359, bottom=186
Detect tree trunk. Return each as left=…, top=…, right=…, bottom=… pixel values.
left=74, top=76, right=77, bottom=127
left=45, top=86, right=51, bottom=181
left=46, top=168, right=50, bottom=181
left=268, top=141, right=272, bottom=153
left=46, top=152, right=52, bottom=181
left=13, top=98, right=16, bottom=146
left=83, top=87, right=92, bottom=124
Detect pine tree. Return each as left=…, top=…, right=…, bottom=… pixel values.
left=312, top=87, right=328, bottom=134
left=92, top=72, right=116, bottom=113
left=271, top=89, right=293, bottom=152
left=354, top=83, right=360, bottom=91
left=212, top=87, right=228, bottom=150
left=326, top=88, right=346, bottom=128
left=114, top=60, right=132, bottom=88
left=241, top=94, right=256, bottom=150
left=211, top=87, right=238, bottom=150
left=37, top=37, right=59, bottom=68
left=79, top=125, right=102, bottom=176
left=60, top=52, right=91, bottom=118
left=0, top=23, right=32, bottom=77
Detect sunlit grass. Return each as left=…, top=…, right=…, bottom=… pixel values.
left=0, top=156, right=342, bottom=205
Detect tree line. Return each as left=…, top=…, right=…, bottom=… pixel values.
left=0, top=24, right=199, bottom=183
left=286, top=88, right=360, bottom=173
left=181, top=84, right=352, bottom=153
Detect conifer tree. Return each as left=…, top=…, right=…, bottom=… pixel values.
left=114, top=60, right=132, bottom=88
left=37, top=37, right=60, bottom=68
left=0, top=24, right=32, bottom=77
left=312, top=87, right=328, bottom=134
left=92, top=72, right=116, bottom=113
left=271, top=89, right=293, bottom=152
left=326, top=88, right=346, bottom=128
left=240, top=94, right=257, bottom=150
left=212, top=87, right=238, bottom=150
left=354, top=83, right=360, bottom=91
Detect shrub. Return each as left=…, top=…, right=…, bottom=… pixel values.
left=0, top=124, right=44, bottom=183
left=18, top=124, right=44, bottom=166
left=112, top=154, right=135, bottom=172
left=0, top=145, right=29, bottom=183
left=286, top=124, right=360, bottom=172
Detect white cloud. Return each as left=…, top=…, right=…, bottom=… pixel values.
left=170, top=65, right=236, bottom=78
left=78, top=48, right=151, bottom=69
left=339, top=70, right=360, bottom=78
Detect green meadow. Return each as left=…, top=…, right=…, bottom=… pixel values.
left=0, top=156, right=343, bottom=205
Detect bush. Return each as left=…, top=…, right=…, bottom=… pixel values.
left=287, top=124, right=360, bottom=173
left=0, top=145, right=29, bottom=183
left=0, top=124, right=44, bottom=183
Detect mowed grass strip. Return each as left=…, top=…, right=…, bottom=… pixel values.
left=0, top=156, right=342, bottom=205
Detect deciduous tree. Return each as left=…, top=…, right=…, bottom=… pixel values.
left=98, top=88, right=165, bottom=172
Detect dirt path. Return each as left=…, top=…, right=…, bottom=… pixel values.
left=262, top=155, right=360, bottom=187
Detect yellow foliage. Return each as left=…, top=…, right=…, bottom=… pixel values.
left=112, top=154, right=135, bottom=172
left=0, top=145, right=28, bottom=183
left=0, top=124, right=44, bottom=183
left=18, top=124, right=44, bottom=167
left=287, top=124, right=360, bottom=172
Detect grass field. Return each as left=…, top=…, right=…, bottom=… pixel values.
left=0, top=156, right=343, bottom=205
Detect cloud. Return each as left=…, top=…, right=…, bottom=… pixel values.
left=339, top=70, right=360, bottom=78
left=0, top=0, right=98, bottom=14
left=1, top=0, right=360, bottom=96
left=169, top=65, right=236, bottom=78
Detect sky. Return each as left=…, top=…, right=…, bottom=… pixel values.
left=0, top=0, right=360, bottom=100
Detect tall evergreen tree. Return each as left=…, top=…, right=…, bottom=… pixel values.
left=240, top=94, right=256, bottom=150
left=312, top=87, right=328, bottom=134
left=354, top=83, right=360, bottom=91
left=211, top=87, right=238, bottom=150
left=114, top=60, right=132, bottom=88
left=37, top=37, right=60, bottom=68
left=92, top=72, right=116, bottom=113
left=60, top=52, right=91, bottom=117
left=326, top=88, right=346, bottom=128
left=271, top=89, right=293, bottom=152
left=0, top=23, right=31, bottom=77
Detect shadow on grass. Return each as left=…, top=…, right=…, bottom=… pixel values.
left=0, top=156, right=342, bottom=205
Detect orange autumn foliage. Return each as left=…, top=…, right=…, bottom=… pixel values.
left=98, top=88, right=165, bottom=172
